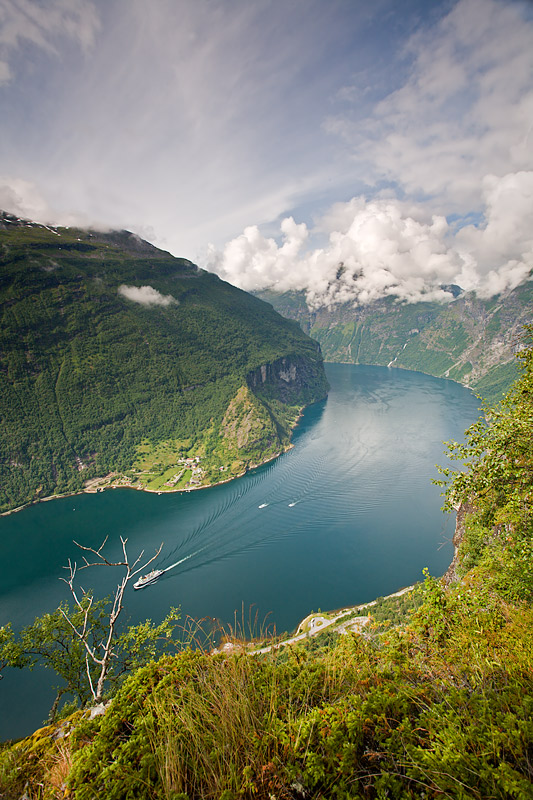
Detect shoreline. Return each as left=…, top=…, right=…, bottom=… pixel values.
left=0, top=416, right=303, bottom=518
left=0, top=451, right=287, bottom=517
left=228, top=584, right=417, bottom=656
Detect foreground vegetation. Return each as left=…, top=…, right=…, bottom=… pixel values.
left=0, top=214, right=327, bottom=513
left=1, top=337, right=532, bottom=797
left=2, top=576, right=532, bottom=799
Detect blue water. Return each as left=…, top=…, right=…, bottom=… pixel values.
left=0, top=364, right=480, bottom=739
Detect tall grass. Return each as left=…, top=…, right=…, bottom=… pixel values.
left=147, top=652, right=287, bottom=798
left=144, top=628, right=371, bottom=799
left=4, top=586, right=533, bottom=799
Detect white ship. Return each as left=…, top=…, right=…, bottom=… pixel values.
left=133, top=568, right=164, bottom=590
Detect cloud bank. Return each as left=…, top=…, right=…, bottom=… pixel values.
left=1, top=0, right=532, bottom=296
left=206, top=170, right=533, bottom=308
left=205, top=0, right=533, bottom=308
left=118, top=285, right=177, bottom=307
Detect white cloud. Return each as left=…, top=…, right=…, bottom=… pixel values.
left=0, top=178, right=52, bottom=221
left=205, top=0, right=533, bottom=307
left=118, top=284, right=177, bottom=307
left=206, top=217, right=309, bottom=294
left=1, top=0, right=531, bottom=295
left=0, top=177, right=113, bottom=230
left=334, top=0, right=533, bottom=211
left=206, top=171, right=533, bottom=307
left=455, top=171, right=533, bottom=296
left=0, top=0, right=385, bottom=257
left=206, top=200, right=458, bottom=307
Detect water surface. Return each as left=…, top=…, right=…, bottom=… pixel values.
left=0, top=364, right=480, bottom=739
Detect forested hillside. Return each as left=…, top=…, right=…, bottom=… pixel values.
left=0, top=213, right=328, bottom=513
left=257, top=281, right=533, bottom=402
left=1, top=332, right=532, bottom=799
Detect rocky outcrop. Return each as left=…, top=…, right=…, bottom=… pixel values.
left=202, top=349, right=329, bottom=481
left=246, top=350, right=329, bottom=406
left=442, top=501, right=475, bottom=587
left=220, top=386, right=279, bottom=452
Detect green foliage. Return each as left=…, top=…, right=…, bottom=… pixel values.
left=5, top=590, right=533, bottom=799
left=114, top=608, right=182, bottom=679
left=436, top=327, right=533, bottom=601
left=0, top=219, right=327, bottom=512
left=455, top=513, right=493, bottom=575
left=474, top=359, right=520, bottom=401
left=369, top=587, right=424, bottom=631
left=1, top=599, right=181, bottom=723
left=18, top=598, right=110, bottom=716
left=0, top=623, right=28, bottom=676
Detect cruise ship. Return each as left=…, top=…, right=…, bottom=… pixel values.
left=133, top=568, right=164, bottom=590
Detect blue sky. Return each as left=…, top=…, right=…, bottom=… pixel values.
left=1, top=0, right=532, bottom=305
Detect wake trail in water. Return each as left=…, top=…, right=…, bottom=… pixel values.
left=163, top=544, right=210, bottom=572
left=161, top=467, right=275, bottom=564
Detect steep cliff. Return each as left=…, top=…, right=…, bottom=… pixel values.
left=246, top=352, right=328, bottom=406
left=442, top=501, right=475, bottom=588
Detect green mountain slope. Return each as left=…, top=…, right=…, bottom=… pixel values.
left=256, top=281, right=533, bottom=402
left=0, top=213, right=328, bottom=513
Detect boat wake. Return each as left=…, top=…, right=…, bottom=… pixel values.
left=163, top=545, right=209, bottom=573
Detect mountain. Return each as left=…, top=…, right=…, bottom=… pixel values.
left=0, top=212, right=328, bottom=513
left=256, top=280, right=533, bottom=402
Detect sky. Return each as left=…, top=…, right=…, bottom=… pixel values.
left=1, top=0, right=532, bottom=308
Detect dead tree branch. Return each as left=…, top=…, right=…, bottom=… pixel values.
left=59, top=538, right=163, bottom=703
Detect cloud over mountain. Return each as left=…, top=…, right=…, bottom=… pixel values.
left=1, top=0, right=531, bottom=294
left=206, top=169, right=533, bottom=307
left=118, top=284, right=177, bottom=307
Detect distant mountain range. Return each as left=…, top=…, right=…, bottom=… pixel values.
left=0, top=212, right=327, bottom=513
left=256, top=280, right=533, bottom=403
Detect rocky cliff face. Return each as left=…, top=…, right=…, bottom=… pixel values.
left=204, top=350, right=329, bottom=481
left=246, top=350, right=329, bottom=406
left=443, top=502, right=475, bottom=588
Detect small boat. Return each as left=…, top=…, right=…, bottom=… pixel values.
left=258, top=503, right=268, bottom=509
left=133, top=568, right=164, bottom=590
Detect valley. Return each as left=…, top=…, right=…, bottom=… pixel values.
left=256, top=281, right=533, bottom=402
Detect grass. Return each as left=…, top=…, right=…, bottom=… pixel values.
left=146, top=653, right=288, bottom=799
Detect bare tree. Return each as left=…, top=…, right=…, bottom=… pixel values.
left=60, top=536, right=162, bottom=704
